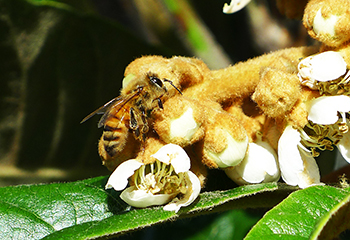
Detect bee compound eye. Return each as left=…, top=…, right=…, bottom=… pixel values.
left=150, top=76, right=163, bottom=88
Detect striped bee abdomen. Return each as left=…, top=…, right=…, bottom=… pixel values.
left=98, top=115, right=130, bottom=160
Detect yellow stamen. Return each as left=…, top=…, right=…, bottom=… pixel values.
left=132, top=160, right=188, bottom=195
left=316, top=71, right=350, bottom=96
left=299, top=115, right=348, bottom=157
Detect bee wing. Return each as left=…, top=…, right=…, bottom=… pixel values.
left=97, top=99, right=128, bottom=128
left=81, top=88, right=143, bottom=128
left=80, top=96, right=123, bottom=125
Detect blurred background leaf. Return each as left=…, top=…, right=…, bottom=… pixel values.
left=0, top=0, right=174, bottom=185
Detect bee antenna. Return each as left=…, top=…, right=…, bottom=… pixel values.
left=163, top=79, right=182, bottom=95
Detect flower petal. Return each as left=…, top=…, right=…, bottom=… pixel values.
left=122, top=74, right=136, bottom=89
left=223, top=0, right=251, bottom=14
left=105, top=159, right=143, bottom=191
left=278, top=125, right=320, bottom=188
left=307, top=95, right=350, bottom=125
left=206, top=131, right=248, bottom=168
left=120, top=186, right=175, bottom=208
left=313, top=9, right=339, bottom=37
left=151, top=144, right=190, bottom=174
left=337, top=130, right=350, bottom=163
left=225, top=140, right=280, bottom=184
left=298, top=51, right=346, bottom=83
left=163, top=171, right=201, bottom=213
left=170, top=107, right=200, bottom=141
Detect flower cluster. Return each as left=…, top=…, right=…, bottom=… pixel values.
left=279, top=51, right=350, bottom=188
left=103, top=50, right=350, bottom=212
left=97, top=1, right=350, bottom=212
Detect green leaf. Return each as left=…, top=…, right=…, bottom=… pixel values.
left=0, top=176, right=126, bottom=239
left=185, top=210, right=261, bottom=240
left=245, top=185, right=350, bottom=240
left=311, top=186, right=350, bottom=239
left=0, top=177, right=294, bottom=239
left=117, top=209, right=262, bottom=240
left=43, top=182, right=285, bottom=239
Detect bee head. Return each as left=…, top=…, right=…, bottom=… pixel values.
left=147, top=72, right=182, bottom=95
left=148, top=73, right=165, bottom=89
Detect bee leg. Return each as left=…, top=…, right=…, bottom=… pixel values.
left=129, top=107, right=138, bottom=130
left=134, top=128, right=141, bottom=138
left=140, top=105, right=146, bottom=115
left=157, top=98, right=163, bottom=109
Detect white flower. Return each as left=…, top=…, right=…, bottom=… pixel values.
left=223, top=0, right=251, bottom=14
left=307, top=95, right=350, bottom=125
left=169, top=107, right=200, bottom=142
left=313, top=8, right=339, bottom=37
left=205, top=128, right=249, bottom=168
left=337, top=129, right=350, bottom=163
left=298, top=51, right=349, bottom=93
left=298, top=51, right=347, bottom=87
left=278, top=95, right=350, bottom=188
left=225, top=137, right=280, bottom=185
left=105, top=144, right=201, bottom=213
left=278, top=125, right=321, bottom=188
left=307, top=95, right=350, bottom=163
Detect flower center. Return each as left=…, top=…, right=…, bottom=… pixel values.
left=133, top=160, right=187, bottom=195
left=315, top=70, right=350, bottom=95
left=299, top=114, right=349, bottom=157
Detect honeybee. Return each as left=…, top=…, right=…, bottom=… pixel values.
left=81, top=72, right=182, bottom=164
